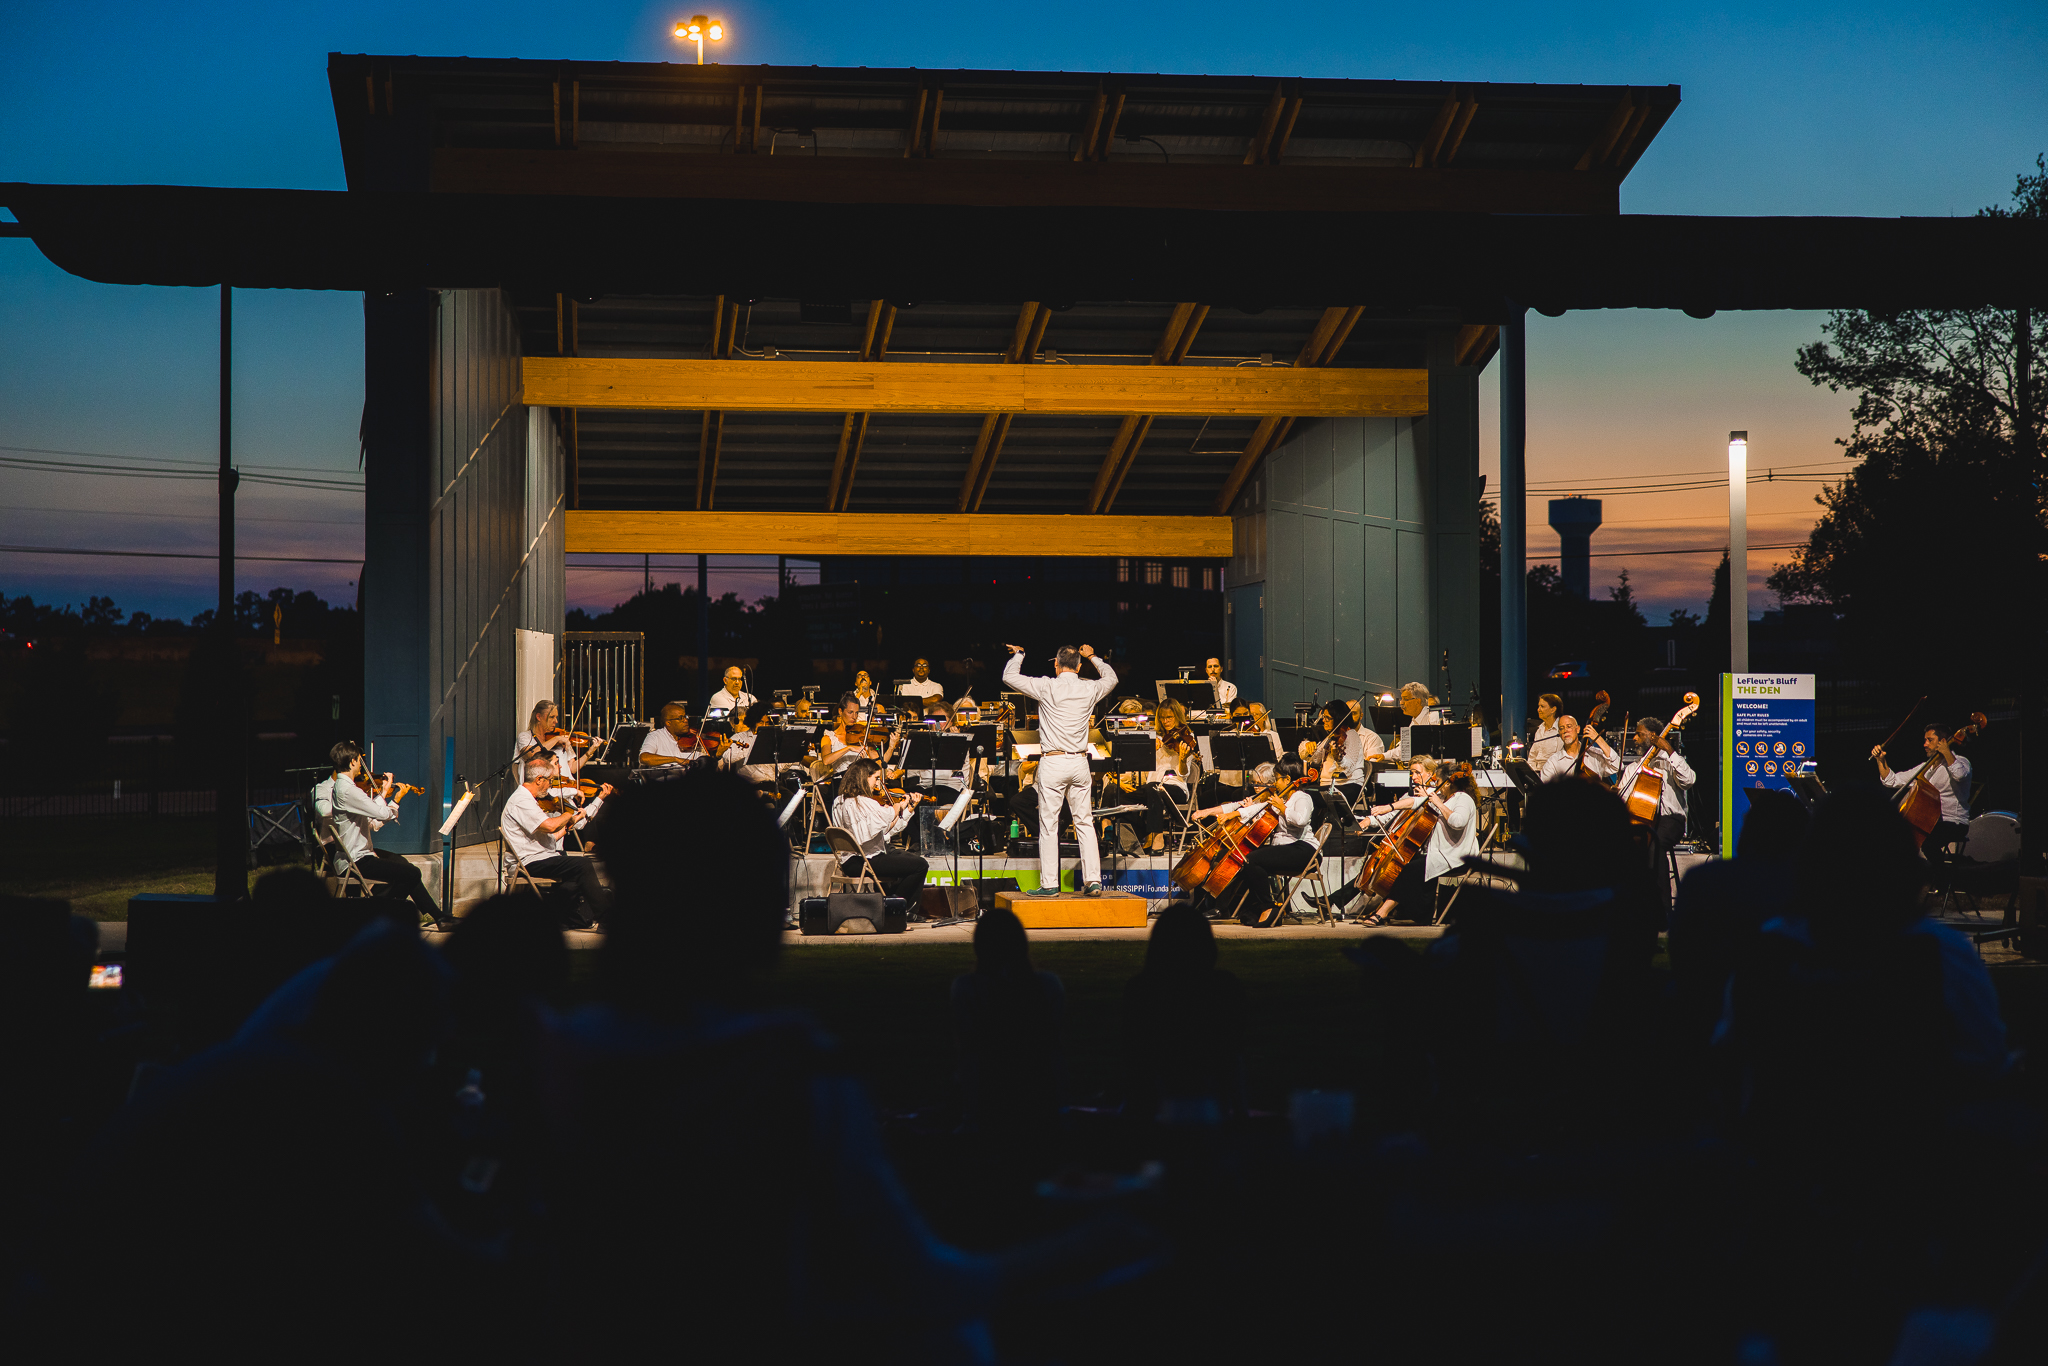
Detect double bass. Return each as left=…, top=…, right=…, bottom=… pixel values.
left=1170, top=777, right=1290, bottom=898
left=1350, top=764, right=1464, bottom=900
left=1886, top=711, right=1988, bottom=849
left=1620, top=694, right=1700, bottom=823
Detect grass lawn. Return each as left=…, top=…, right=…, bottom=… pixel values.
left=10, top=816, right=272, bottom=918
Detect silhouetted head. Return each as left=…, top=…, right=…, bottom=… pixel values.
left=442, top=892, right=569, bottom=1008
left=1520, top=778, right=1637, bottom=893
left=1737, top=787, right=1810, bottom=865
left=973, top=908, right=1032, bottom=981
left=1798, top=787, right=1925, bottom=940
left=597, top=766, right=790, bottom=1011
left=1144, top=901, right=1218, bottom=976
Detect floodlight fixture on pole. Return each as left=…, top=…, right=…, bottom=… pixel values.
left=673, top=14, right=725, bottom=64
left=1728, top=431, right=1748, bottom=673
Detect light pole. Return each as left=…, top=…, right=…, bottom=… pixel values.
left=673, top=14, right=725, bottom=64
left=1728, top=431, right=1747, bottom=673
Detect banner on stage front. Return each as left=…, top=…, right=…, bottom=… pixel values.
left=1721, top=673, right=1816, bottom=859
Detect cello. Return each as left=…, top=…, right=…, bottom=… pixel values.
left=1350, top=763, right=1465, bottom=901
left=1170, top=776, right=1289, bottom=898
left=1621, top=694, right=1700, bottom=823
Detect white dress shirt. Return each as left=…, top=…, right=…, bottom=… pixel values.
left=640, top=728, right=689, bottom=762
left=707, top=687, right=757, bottom=716
left=1422, top=792, right=1479, bottom=881
left=1153, top=738, right=1190, bottom=789
left=835, top=792, right=915, bottom=858
left=1540, top=744, right=1618, bottom=782
left=501, top=784, right=606, bottom=867
left=514, top=728, right=582, bottom=767
left=1526, top=722, right=1563, bottom=769
left=1318, top=725, right=1384, bottom=785
left=1617, top=747, right=1696, bottom=817
left=311, top=774, right=394, bottom=865
left=1882, top=754, right=1973, bottom=823
left=1209, top=678, right=1239, bottom=708
left=1003, top=653, right=1119, bottom=754
left=1233, top=788, right=1319, bottom=848
left=897, top=678, right=944, bottom=700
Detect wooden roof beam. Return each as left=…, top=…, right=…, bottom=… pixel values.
left=568, top=509, right=1233, bottom=558
left=823, top=299, right=898, bottom=511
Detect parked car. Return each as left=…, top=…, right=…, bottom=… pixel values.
left=1546, top=660, right=1592, bottom=681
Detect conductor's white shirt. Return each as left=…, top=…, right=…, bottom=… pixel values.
left=1003, top=653, right=1119, bottom=754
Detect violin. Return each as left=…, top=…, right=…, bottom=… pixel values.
left=536, top=726, right=595, bottom=750
left=354, top=771, right=425, bottom=800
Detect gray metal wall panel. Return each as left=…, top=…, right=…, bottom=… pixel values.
left=1396, top=527, right=1430, bottom=685
left=1333, top=516, right=1365, bottom=685
left=363, top=287, right=534, bottom=854
left=1423, top=360, right=1482, bottom=709
left=1267, top=506, right=1303, bottom=673
left=1301, top=512, right=1333, bottom=678
left=1363, top=520, right=1395, bottom=686
left=518, top=405, right=567, bottom=640
left=1332, top=417, right=1364, bottom=517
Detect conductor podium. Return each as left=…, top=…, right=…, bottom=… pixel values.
left=995, top=888, right=1150, bottom=929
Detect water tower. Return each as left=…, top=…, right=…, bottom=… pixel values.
left=1548, top=497, right=1603, bottom=599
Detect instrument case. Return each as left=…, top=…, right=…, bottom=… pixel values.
left=798, top=894, right=910, bottom=936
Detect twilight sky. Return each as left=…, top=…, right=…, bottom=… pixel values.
left=2, top=1, right=2042, bottom=623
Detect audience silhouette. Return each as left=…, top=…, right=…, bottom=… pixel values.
left=951, top=907, right=1066, bottom=1135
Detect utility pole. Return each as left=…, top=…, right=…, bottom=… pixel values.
left=214, top=284, right=245, bottom=900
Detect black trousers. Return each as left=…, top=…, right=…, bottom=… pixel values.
left=354, top=850, right=441, bottom=927
left=1199, top=776, right=1247, bottom=810
left=1382, top=853, right=1442, bottom=923
left=1219, top=840, right=1318, bottom=926
left=1137, top=783, right=1188, bottom=837
left=526, top=853, right=613, bottom=928
left=1924, top=820, right=1969, bottom=888
left=1645, top=811, right=1686, bottom=919
left=845, top=852, right=928, bottom=905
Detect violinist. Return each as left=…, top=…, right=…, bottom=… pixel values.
left=1310, top=697, right=1384, bottom=811
left=815, top=692, right=899, bottom=780
left=1874, top=724, right=1973, bottom=878
left=1133, top=698, right=1196, bottom=856
left=501, top=757, right=615, bottom=928
left=1191, top=757, right=1320, bottom=926
left=707, top=665, right=757, bottom=717
left=1526, top=693, right=1565, bottom=768
left=1330, top=757, right=1477, bottom=925
left=716, top=703, right=782, bottom=786
left=310, top=741, right=452, bottom=931
left=833, top=757, right=929, bottom=903
left=1539, top=714, right=1618, bottom=783
left=516, top=699, right=591, bottom=775
left=850, top=671, right=882, bottom=718
left=638, top=702, right=699, bottom=768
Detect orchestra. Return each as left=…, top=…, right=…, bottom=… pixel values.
left=424, top=638, right=1940, bottom=938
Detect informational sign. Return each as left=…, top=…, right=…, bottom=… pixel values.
left=1721, top=673, right=1816, bottom=857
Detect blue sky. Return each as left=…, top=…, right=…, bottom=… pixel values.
left=2, top=1, right=2043, bottom=621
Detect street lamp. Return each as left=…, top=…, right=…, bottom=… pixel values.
left=1728, top=431, right=1747, bottom=673
left=673, top=14, right=725, bottom=64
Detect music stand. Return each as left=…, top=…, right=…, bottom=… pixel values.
left=1405, top=724, right=1466, bottom=759
left=1369, top=703, right=1405, bottom=732
left=1210, top=734, right=1276, bottom=772
left=1160, top=680, right=1213, bottom=710
left=1109, top=737, right=1155, bottom=782
left=900, top=733, right=971, bottom=778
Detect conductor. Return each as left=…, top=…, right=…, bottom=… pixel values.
left=1003, top=642, right=1119, bottom=897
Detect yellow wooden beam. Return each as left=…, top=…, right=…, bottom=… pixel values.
left=523, top=357, right=1426, bottom=418
left=565, top=510, right=1233, bottom=558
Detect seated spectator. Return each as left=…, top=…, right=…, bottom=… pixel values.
left=950, top=908, right=1065, bottom=1134
left=1421, top=778, right=1667, bottom=1144
left=544, top=767, right=1154, bottom=1360
left=1667, top=787, right=1808, bottom=1049
left=1121, top=902, right=1245, bottom=1118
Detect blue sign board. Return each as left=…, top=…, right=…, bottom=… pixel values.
left=1721, top=673, right=1817, bottom=857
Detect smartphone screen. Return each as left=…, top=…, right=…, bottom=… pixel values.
left=89, top=963, right=123, bottom=990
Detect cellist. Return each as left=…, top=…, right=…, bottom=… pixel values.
left=1190, top=757, right=1320, bottom=926
left=1330, top=756, right=1478, bottom=925
left=1616, top=714, right=1696, bottom=911
left=1873, top=723, right=1973, bottom=878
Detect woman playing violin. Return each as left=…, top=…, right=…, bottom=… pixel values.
left=832, top=757, right=929, bottom=903
left=517, top=699, right=591, bottom=776
left=1330, top=757, right=1478, bottom=925
left=1190, top=757, right=1321, bottom=926
left=1133, top=698, right=1196, bottom=855
left=814, top=691, right=900, bottom=781
left=1309, top=697, right=1384, bottom=811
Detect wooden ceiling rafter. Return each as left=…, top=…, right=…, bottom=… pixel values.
left=957, top=301, right=1049, bottom=512
left=1209, top=304, right=1366, bottom=515
left=696, top=294, right=740, bottom=509
left=1413, top=87, right=1478, bottom=168
left=1088, top=301, right=1210, bottom=514
left=824, top=298, right=899, bottom=512
left=1453, top=322, right=1499, bottom=367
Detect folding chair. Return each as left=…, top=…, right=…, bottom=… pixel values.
left=1277, top=823, right=1337, bottom=922
left=500, top=847, right=560, bottom=899
left=822, top=826, right=884, bottom=895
